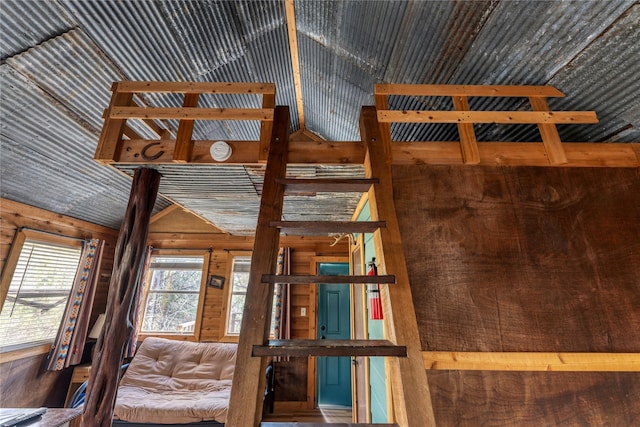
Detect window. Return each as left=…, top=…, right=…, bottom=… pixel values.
left=0, top=230, right=82, bottom=352
left=139, top=253, right=208, bottom=335
left=224, top=255, right=276, bottom=337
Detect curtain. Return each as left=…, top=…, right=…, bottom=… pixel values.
left=273, top=247, right=291, bottom=344
left=125, top=246, right=152, bottom=358
left=47, top=239, right=104, bottom=370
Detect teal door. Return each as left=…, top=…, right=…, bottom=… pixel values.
left=317, top=262, right=352, bottom=407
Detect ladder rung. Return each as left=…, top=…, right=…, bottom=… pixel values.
left=262, top=274, right=395, bottom=284
left=270, top=221, right=385, bottom=234
left=276, top=178, right=379, bottom=193
left=253, top=340, right=407, bottom=357
left=262, top=423, right=399, bottom=427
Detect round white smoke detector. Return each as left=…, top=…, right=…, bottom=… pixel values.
left=210, top=140, right=232, bottom=162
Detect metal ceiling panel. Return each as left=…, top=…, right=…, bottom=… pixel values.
left=0, top=65, right=170, bottom=228
left=0, top=0, right=75, bottom=60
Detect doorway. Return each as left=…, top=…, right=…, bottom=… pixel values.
left=317, top=262, right=351, bottom=407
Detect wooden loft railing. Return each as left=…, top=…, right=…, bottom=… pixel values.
left=94, top=81, right=276, bottom=164
left=375, top=84, right=639, bottom=167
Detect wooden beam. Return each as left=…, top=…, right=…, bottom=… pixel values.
left=530, top=96, right=568, bottom=164
left=423, top=351, right=640, bottom=372
left=116, top=81, right=276, bottom=94
left=173, top=93, right=200, bottom=162
left=149, top=204, right=182, bottom=224
left=253, top=339, right=407, bottom=357
left=452, top=96, right=480, bottom=164
left=259, top=92, right=276, bottom=163
left=285, top=0, right=305, bottom=130
left=226, top=106, right=290, bottom=427
left=82, top=168, right=161, bottom=427
left=94, top=82, right=133, bottom=163
left=114, top=140, right=640, bottom=167
left=375, top=84, right=565, bottom=98
left=111, top=107, right=273, bottom=121
left=377, top=110, right=599, bottom=124
left=360, top=106, right=436, bottom=427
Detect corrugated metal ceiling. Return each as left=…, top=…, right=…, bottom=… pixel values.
left=1, top=0, right=638, bottom=234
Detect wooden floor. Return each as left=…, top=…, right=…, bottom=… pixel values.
left=262, top=407, right=352, bottom=423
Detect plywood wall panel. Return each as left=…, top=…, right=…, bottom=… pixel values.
left=428, top=370, right=640, bottom=426
left=392, top=166, right=640, bottom=353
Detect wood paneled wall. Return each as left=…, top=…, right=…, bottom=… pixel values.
left=147, top=210, right=348, bottom=404
left=0, top=198, right=119, bottom=407
left=392, top=166, right=640, bottom=425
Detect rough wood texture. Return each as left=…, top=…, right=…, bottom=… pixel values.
left=360, top=106, right=436, bottom=427
left=428, top=371, right=640, bottom=426
left=253, top=340, right=406, bottom=357
left=262, top=274, right=395, bottom=285
left=82, top=168, right=160, bottom=427
left=392, top=165, right=640, bottom=353
left=226, top=106, right=290, bottom=427
left=270, top=221, right=385, bottom=234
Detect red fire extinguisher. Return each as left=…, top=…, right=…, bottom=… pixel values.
left=367, top=258, right=383, bottom=320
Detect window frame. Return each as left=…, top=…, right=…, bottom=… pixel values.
left=220, top=251, right=278, bottom=342
left=0, top=229, right=83, bottom=357
left=137, top=249, right=210, bottom=342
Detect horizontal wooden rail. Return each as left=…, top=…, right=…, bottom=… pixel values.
left=111, top=107, right=273, bottom=121
left=378, top=110, right=598, bottom=124
left=375, top=84, right=565, bottom=97
left=423, top=351, right=640, bottom=372
left=116, top=81, right=276, bottom=94
left=114, top=140, right=640, bottom=167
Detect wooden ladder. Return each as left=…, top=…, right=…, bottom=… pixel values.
left=226, top=106, right=435, bottom=427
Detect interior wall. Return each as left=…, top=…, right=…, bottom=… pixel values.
left=147, top=210, right=349, bottom=405
left=392, top=165, right=640, bottom=425
left=0, top=198, right=118, bottom=407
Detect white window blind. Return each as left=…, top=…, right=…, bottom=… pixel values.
left=0, top=239, right=82, bottom=352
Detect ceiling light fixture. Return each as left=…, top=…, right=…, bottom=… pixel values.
left=210, top=140, right=232, bottom=162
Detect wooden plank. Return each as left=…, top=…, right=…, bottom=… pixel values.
left=360, top=106, right=436, bottom=427
left=259, top=93, right=276, bottom=163
left=262, top=274, right=395, bottom=284
left=117, top=81, right=276, bottom=94
left=0, top=229, right=26, bottom=313
left=277, top=178, right=378, bottom=193
left=377, top=110, right=599, bottom=124
left=111, top=106, right=273, bottom=121
left=173, top=93, right=200, bottom=162
left=452, top=96, right=480, bottom=164
left=94, top=82, right=133, bottom=163
left=226, top=106, right=290, bottom=427
left=529, top=96, right=569, bottom=164
left=375, top=84, right=565, bottom=98
left=149, top=205, right=182, bottom=224
left=285, top=0, right=305, bottom=130
left=253, top=339, right=407, bottom=357
left=82, top=168, right=161, bottom=427
left=424, top=351, right=640, bottom=371
left=269, top=220, right=385, bottom=234
left=113, top=140, right=640, bottom=167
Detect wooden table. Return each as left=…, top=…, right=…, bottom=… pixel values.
left=0, top=408, right=82, bottom=427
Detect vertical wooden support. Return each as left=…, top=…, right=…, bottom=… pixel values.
left=94, top=83, right=133, bottom=164
left=259, top=92, right=276, bottom=163
left=226, top=106, right=290, bottom=427
left=452, top=96, right=480, bottom=164
left=173, top=93, right=200, bottom=162
left=81, top=168, right=161, bottom=427
left=530, top=96, right=568, bottom=165
left=359, top=106, right=436, bottom=427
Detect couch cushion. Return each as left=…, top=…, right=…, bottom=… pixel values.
left=114, top=337, right=237, bottom=424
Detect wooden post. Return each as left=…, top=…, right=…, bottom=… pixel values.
left=226, top=106, right=290, bottom=427
left=452, top=96, right=480, bottom=164
left=81, top=168, right=161, bottom=427
left=360, top=106, right=437, bottom=427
